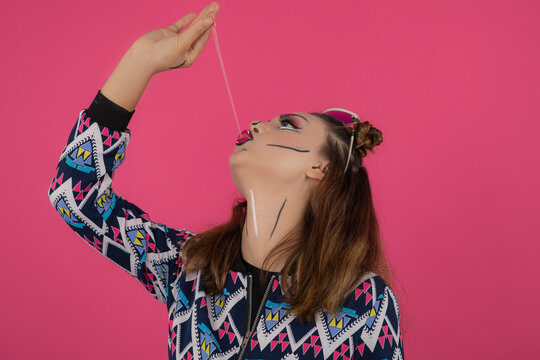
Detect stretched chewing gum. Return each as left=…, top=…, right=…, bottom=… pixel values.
left=211, top=22, right=242, bottom=133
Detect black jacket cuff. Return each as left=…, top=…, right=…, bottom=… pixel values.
left=86, top=90, right=135, bottom=132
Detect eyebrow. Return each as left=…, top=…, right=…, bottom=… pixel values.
left=281, top=113, right=310, bottom=124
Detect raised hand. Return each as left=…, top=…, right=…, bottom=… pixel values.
left=131, top=1, right=220, bottom=75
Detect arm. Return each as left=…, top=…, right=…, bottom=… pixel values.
left=47, top=2, right=219, bottom=304
left=98, top=45, right=153, bottom=113
left=47, top=90, right=195, bottom=305
left=97, top=0, right=220, bottom=112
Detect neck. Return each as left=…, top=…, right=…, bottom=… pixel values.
left=241, top=185, right=308, bottom=272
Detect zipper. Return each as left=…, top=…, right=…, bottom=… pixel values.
left=236, top=273, right=275, bottom=360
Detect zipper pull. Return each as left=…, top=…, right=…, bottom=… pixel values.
left=241, top=329, right=251, bottom=348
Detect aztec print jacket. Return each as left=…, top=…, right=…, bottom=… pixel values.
left=47, top=90, right=405, bottom=360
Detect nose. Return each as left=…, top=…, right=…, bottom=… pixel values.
left=250, top=121, right=263, bottom=134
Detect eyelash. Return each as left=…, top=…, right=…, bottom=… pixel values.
left=279, top=117, right=300, bottom=130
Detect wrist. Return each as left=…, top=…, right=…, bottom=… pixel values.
left=101, top=48, right=154, bottom=112
left=126, top=41, right=159, bottom=76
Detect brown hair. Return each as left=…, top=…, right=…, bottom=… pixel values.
left=181, top=112, right=392, bottom=324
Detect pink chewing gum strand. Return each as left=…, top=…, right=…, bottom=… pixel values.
left=211, top=21, right=242, bottom=134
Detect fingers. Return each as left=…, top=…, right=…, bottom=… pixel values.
left=199, top=2, right=220, bottom=20
left=179, top=2, right=219, bottom=48
left=168, top=12, right=197, bottom=33
left=187, top=2, right=219, bottom=28
left=187, top=24, right=214, bottom=64
left=168, top=2, right=218, bottom=33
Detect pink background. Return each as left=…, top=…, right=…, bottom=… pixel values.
left=1, top=0, right=539, bottom=358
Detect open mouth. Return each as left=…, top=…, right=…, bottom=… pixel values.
left=235, top=129, right=253, bottom=145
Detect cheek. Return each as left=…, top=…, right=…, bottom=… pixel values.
left=269, top=152, right=310, bottom=180
left=231, top=139, right=313, bottom=179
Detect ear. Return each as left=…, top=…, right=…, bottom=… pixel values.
left=306, top=161, right=330, bottom=181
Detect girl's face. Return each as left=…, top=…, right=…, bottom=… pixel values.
left=229, top=112, right=330, bottom=195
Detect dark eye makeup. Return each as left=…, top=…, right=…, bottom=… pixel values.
left=279, top=115, right=302, bottom=130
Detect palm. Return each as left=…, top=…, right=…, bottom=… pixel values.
left=140, top=27, right=178, bottom=44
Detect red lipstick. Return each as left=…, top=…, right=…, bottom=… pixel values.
left=235, top=129, right=253, bottom=145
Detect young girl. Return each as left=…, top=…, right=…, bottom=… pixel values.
left=47, top=2, right=404, bottom=359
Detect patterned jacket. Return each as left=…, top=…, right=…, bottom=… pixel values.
left=47, top=91, right=405, bottom=360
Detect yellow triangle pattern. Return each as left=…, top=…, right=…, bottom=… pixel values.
left=161, top=265, right=167, bottom=279
left=77, top=147, right=91, bottom=161
left=59, top=206, right=71, bottom=218
left=134, top=230, right=145, bottom=246
left=266, top=311, right=279, bottom=321
left=329, top=317, right=343, bottom=329
left=97, top=194, right=108, bottom=208
left=201, top=339, right=210, bottom=355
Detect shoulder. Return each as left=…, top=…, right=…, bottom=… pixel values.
left=349, top=272, right=401, bottom=322
left=345, top=272, right=404, bottom=357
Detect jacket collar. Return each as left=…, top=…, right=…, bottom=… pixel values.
left=231, top=250, right=248, bottom=274
left=230, top=250, right=281, bottom=277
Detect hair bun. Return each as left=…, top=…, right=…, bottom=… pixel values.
left=353, top=121, right=383, bottom=157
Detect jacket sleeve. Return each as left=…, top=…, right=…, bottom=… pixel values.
left=353, top=275, right=405, bottom=359
left=47, top=90, right=196, bottom=305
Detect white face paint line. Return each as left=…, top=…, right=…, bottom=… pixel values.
left=249, top=188, right=259, bottom=236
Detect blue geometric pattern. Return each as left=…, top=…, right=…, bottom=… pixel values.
left=264, top=299, right=292, bottom=330
left=326, top=307, right=358, bottom=337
